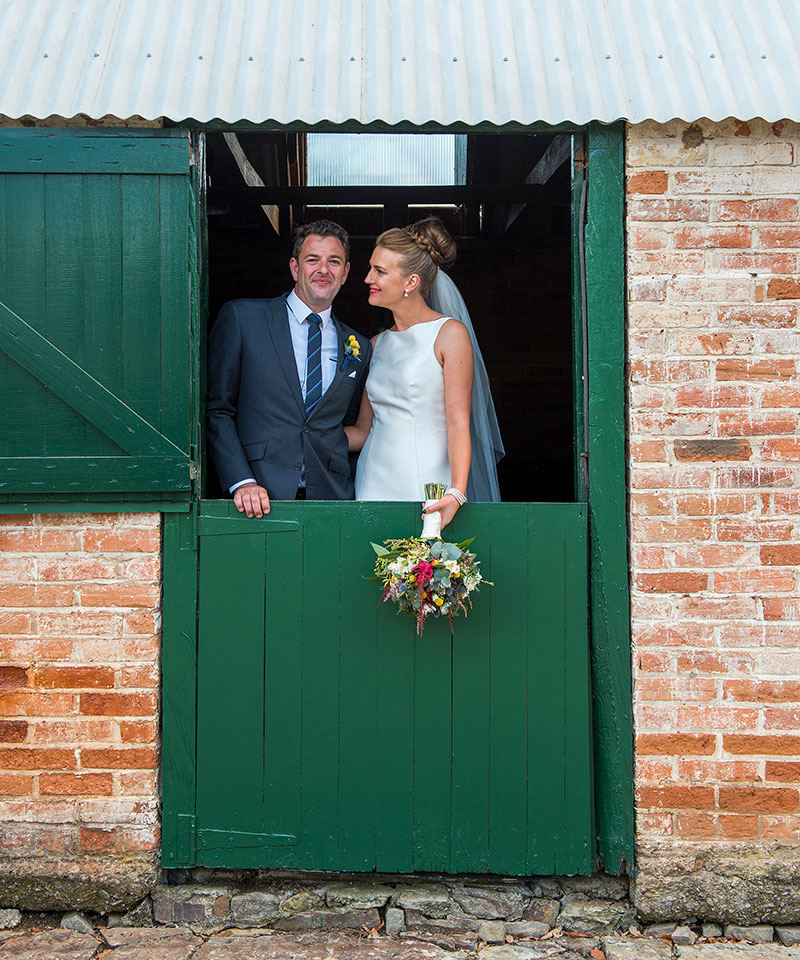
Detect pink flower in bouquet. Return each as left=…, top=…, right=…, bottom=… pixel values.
left=414, top=561, right=434, bottom=584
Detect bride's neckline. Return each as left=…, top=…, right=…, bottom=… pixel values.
left=387, top=315, right=450, bottom=333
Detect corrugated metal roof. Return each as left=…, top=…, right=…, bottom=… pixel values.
left=0, top=0, right=798, bottom=127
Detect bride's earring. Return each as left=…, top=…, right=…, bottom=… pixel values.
left=404, top=288, right=409, bottom=298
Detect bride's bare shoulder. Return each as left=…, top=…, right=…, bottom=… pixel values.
left=435, top=317, right=473, bottom=359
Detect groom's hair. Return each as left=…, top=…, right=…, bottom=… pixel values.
left=292, top=220, right=350, bottom=262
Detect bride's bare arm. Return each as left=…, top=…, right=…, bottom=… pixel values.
left=345, top=389, right=374, bottom=452
left=427, top=319, right=473, bottom=528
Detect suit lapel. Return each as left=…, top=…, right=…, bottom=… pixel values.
left=264, top=297, right=305, bottom=416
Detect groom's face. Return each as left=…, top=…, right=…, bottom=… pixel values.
left=290, top=235, right=350, bottom=313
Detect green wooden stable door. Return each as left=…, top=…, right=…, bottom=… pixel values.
left=180, top=499, right=593, bottom=875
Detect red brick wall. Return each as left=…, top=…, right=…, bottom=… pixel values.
left=0, top=513, right=161, bottom=869
left=628, top=119, right=800, bottom=844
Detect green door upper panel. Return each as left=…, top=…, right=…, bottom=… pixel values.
left=0, top=129, right=194, bottom=498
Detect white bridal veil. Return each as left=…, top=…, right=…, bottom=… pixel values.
left=428, top=270, right=505, bottom=502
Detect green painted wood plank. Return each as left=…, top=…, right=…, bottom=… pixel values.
left=298, top=503, right=342, bottom=870
left=0, top=129, right=191, bottom=175
left=0, top=457, right=190, bottom=493
left=159, top=174, right=192, bottom=450
left=412, top=609, right=453, bottom=872
left=0, top=500, right=189, bottom=514
left=561, top=504, right=594, bottom=871
left=485, top=504, right=529, bottom=875
left=161, top=511, right=198, bottom=867
left=43, top=174, right=89, bottom=456
left=0, top=300, right=186, bottom=457
left=196, top=527, right=269, bottom=863
left=586, top=122, right=634, bottom=871
left=121, top=175, right=162, bottom=431
left=449, top=507, right=491, bottom=874
left=372, top=502, right=418, bottom=873
left=526, top=506, right=566, bottom=874
left=336, top=502, right=380, bottom=870
left=82, top=174, right=125, bottom=457
left=0, top=174, right=47, bottom=459
left=262, top=505, right=303, bottom=867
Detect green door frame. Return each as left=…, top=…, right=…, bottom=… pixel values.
left=162, top=120, right=632, bottom=873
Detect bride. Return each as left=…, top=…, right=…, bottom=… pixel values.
left=346, top=218, right=503, bottom=529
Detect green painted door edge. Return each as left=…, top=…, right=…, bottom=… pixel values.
left=585, top=122, right=634, bottom=873
left=0, top=501, right=189, bottom=514
left=161, top=509, right=199, bottom=867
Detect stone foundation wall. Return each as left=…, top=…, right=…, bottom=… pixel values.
left=627, top=118, right=800, bottom=919
left=0, top=513, right=161, bottom=910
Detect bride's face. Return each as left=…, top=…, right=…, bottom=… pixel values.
left=365, top=247, right=413, bottom=308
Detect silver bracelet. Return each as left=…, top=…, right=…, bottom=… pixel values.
left=445, top=486, right=467, bottom=506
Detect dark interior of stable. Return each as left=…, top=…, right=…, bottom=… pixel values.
left=203, top=131, right=575, bottom=503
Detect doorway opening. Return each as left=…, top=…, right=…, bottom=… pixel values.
left=203, top=130, right=577, bottom=503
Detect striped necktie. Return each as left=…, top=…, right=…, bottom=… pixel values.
left=304, top=313, right=323, bottom=417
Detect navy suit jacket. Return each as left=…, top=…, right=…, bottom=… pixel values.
left=206, top=296, right=371, bottom=500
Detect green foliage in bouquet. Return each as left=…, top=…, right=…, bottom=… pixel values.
left=370, top=535, right=488, bottom=635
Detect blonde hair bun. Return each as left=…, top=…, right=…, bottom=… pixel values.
left=406, top=217, right=457, bottom=269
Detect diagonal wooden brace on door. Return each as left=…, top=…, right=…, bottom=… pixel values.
left=0, top=299, right=191, bottom=492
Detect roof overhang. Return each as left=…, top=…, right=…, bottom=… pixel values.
left=1, top=0, right=798, bottom=128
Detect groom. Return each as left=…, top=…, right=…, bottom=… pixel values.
left=206, top=220, right=371, bottom=517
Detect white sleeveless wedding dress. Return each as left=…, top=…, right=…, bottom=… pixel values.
left=355, top=317, right=452, bottom=501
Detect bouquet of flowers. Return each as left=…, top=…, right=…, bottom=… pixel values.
left=370, top=484, right=488, bottom=635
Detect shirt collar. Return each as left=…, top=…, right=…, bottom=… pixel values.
left=286, top=289, right=333, bottom=328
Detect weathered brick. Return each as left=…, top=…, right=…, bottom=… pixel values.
left=628, top=171, right=669, bottom=194
left=724, top=735, right=800, bottom=756
left=760, top=226, right=800, bottom=247
left=78, top=826, right=115, bottom=852
left=761, top=545, right=800, bottom=566
left=79, top=584, right=160, bottom=608
left=716, top=358, right=795, bottom=380
left=718, top=815, right=759, bottom=839
left=628, top=198, right=710, bottom=222
left=674, top=225, right=751, bottom=248
left=40, top=773, right=114, bottom=796
left=635, top=572, right=708, bottom=593
left=637, top=734, right=716, bottom=756
left=0, top=774, right=34, bottom=796
left=765, top=762, right=800, bottom=782
left=673, top=170, right=753, bottom=194
left=718, top=199, right=798, bottom=221
left=718, top=569, right=796, bottom=592
left=0, top=667, right=28, bottom=689
left=34, top=667, right=115, bottom=690
left=674, top=438, right=752, bottom=462
left=0, top=584, right=74, bottom=607
left=675, top=813, right=717, bottom=838
left=79, top=693, right=157, bottom=717
left=724, top=681, right=800, bottom=703
left=638, top=786, right=715, bottom=809
left=80, top=748, right=157, bottom=770
left=767, top=278, right=800, bottom=300
left=0, top=693, right=74, bottom=716
left=719, top=787, right=799, bottom=813
left=762, top=438, right=800, bottom=461
left=0, top=749, right=76, bottom=770
left=0, top=721, right=27, bottom=743
left=119, top=721, right=158, bottom=744
left=83, top=529, right=160, bottom=553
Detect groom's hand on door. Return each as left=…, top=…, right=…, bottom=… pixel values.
left=233, top=482, right=271, bottom=518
